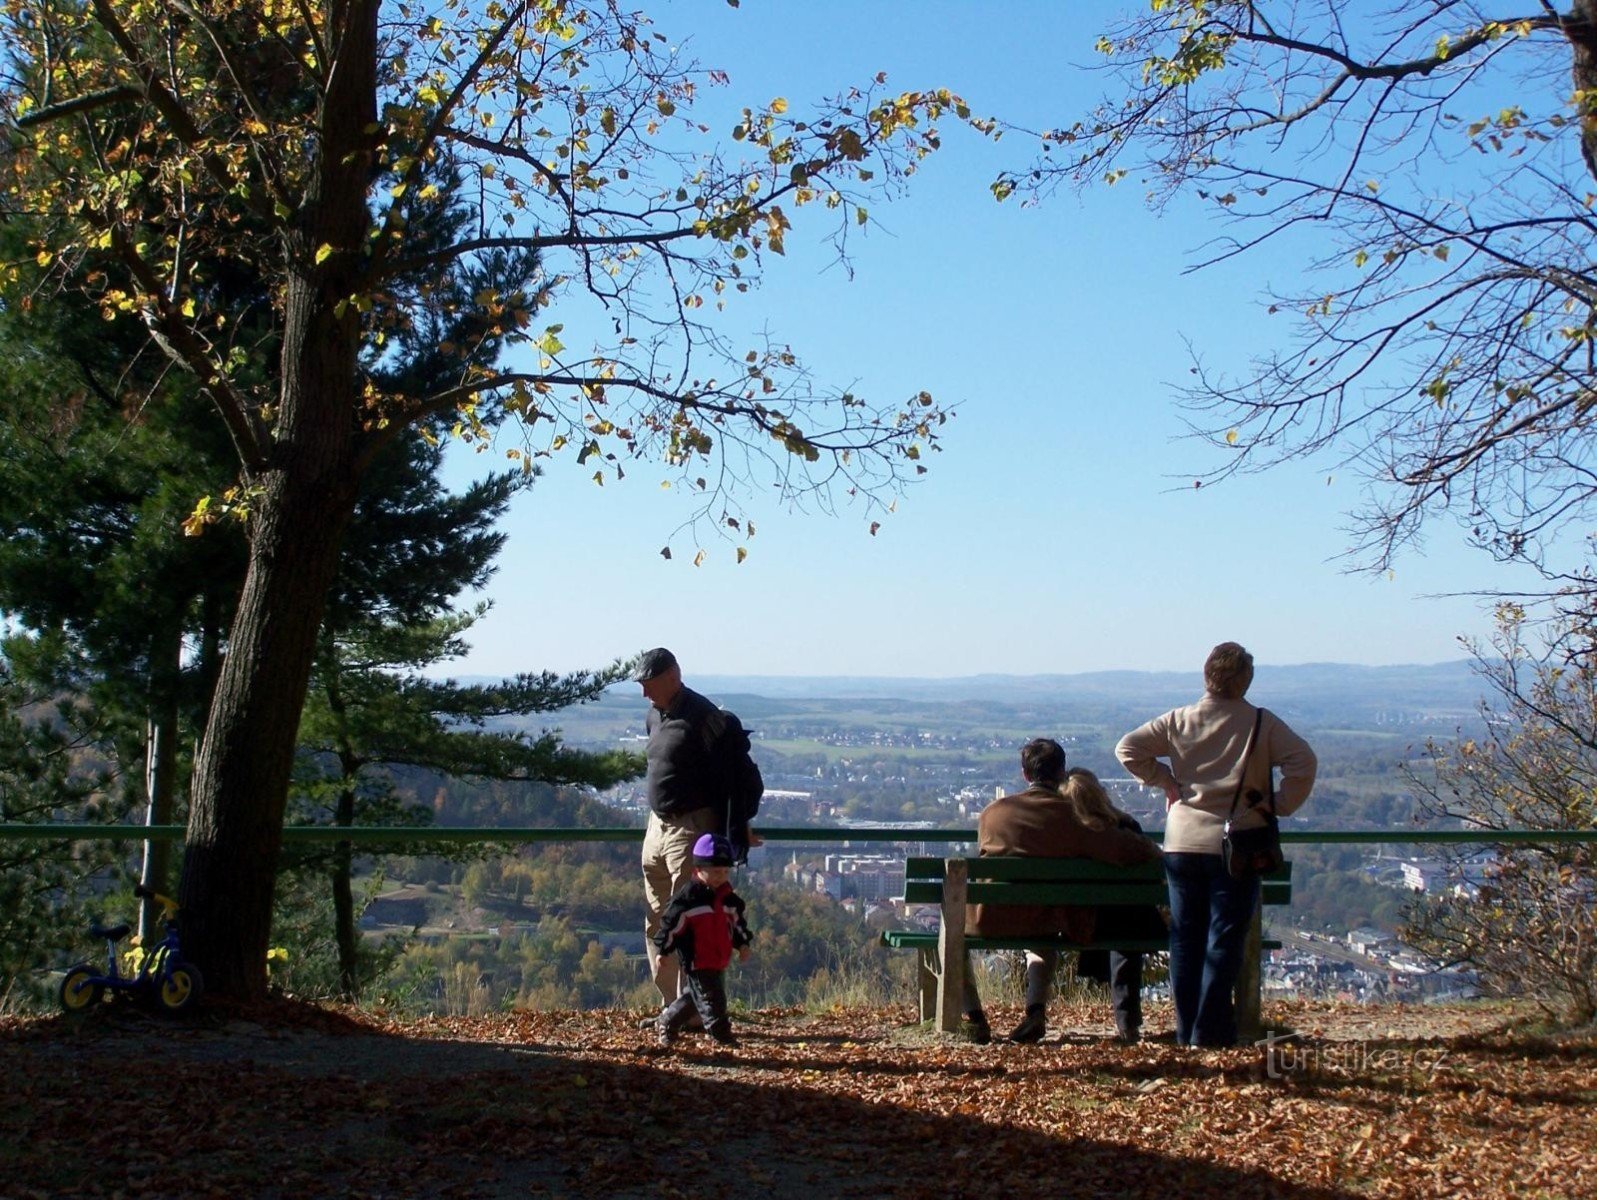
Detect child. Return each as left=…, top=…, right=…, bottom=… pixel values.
left=651, top=833, right=752, bottom=1047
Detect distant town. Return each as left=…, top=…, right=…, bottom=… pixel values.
left=469, top=661, right=1510, bottom=1005
left=599, top=762, right=1485, bottom=1005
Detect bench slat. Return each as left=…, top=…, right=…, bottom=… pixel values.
left=902, top=880, right=1291, bottom=906
left=905, top=856, right=1162, bottom=883
left=904, top=855, right=1292, bottom=885
left=904, top=881, right=1167, bottom=905
left=881, top=930, right=1283, bottom=953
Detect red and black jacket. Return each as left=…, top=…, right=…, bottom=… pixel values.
left=652, top=880, right=752, bottom=971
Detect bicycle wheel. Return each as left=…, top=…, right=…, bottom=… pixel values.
left=157, top=962, right=203, bottom=1012
left=59, top=964, right=104, bottom=1012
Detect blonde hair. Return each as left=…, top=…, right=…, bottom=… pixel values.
left=1058, top=768, right=1129, bottom=832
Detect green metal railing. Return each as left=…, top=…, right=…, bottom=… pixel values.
left=2, top=824, right=1594, bottom=845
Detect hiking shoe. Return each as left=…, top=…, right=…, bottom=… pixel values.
left=961, top=1017, right=992, bottom=1045
left=655, top=1018, right=675, bottom=1048
left=709, top=1028, right=739, bottom=1048
left=1115, top=1021, right=1141, bottom=1045
left=1008, top=1012, right=1047, bottom=1044
left=638, top=1010, right=702, bottom=1031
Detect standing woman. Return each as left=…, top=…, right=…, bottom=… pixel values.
left=1116, top=643, right=1316, bottom=1047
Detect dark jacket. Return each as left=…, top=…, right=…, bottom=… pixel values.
left=652, top=878, right=752, bottom=972
left=644, top=686, right=722, bottom=818
left=968, top=783, right=1161, bottom=942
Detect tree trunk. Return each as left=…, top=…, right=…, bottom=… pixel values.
left=138, top=618, right=182, bottom=942
left=180, top=469, right=358, bottom=997
left=1568, top=0, right=1597, bottom=185
left=178, top=0, right=379, bottom=1000
left=326, top=649, right=362, bottom=1000
left=333, top=783, right=359, bottom=999
left=197, top=585, right=226, bottom=736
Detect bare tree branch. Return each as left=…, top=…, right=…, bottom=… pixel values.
left=1005, top=1, right=1597, bottom=605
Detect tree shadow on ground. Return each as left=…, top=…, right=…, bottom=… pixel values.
left=3, top=1005, right=1362, bottom=1200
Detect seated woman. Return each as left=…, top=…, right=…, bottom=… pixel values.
left=1056, top=768, right=1167, bottom=1044
left=961, top=741, right=1163, bottom=1044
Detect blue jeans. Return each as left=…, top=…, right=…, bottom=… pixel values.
left=1165, top=852, right=1259, bottom=1047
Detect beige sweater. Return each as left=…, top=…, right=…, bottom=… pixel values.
left=1115, top=696, right=1317, bottom=855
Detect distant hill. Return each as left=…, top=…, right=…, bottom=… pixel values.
left=688, top=660, right=1486, bottom=723
left=471, top=660, right=1490, bottom=739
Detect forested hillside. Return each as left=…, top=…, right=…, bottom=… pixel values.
left=9, top=662, right=1493, bottom=1014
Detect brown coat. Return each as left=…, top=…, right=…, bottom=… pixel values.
left=967, top=784, right=1161, bottom=942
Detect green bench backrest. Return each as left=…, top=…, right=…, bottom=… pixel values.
left=901, top=856, right=1292, bottom=908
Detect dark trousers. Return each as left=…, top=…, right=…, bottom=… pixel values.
left=1165, top=851, right=1261, bottom=1047
left=660, top=967, right=731, bottom=1037
left=1078, top=905, right=1167, bottom=1031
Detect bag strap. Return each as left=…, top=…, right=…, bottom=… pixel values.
left=1259, top=709, right=1278, bottom=816
left=1226, top=707, right=1267, bottom=819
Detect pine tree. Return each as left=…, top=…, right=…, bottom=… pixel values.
left=4, top=1, right=958, bottom=997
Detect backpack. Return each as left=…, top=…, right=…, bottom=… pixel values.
left=696, top=707, right=764, bottom=865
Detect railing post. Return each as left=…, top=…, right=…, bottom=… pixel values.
left=936, top=858, right=968, bottom=1033
left=1235, top=901, right=1263, bottom=1043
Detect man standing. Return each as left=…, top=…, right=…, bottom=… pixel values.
left=636, top=647, right=728, bottom=1006
left=963, top=738, right=1163, bottom=1044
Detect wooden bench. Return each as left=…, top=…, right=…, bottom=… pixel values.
left=881, top=856, right=1291, bottom=1038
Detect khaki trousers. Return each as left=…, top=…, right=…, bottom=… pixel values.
left=642, top=806, right=719, bottom=1004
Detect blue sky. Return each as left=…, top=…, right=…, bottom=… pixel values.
left=438, top=1, right=1546, bottom=680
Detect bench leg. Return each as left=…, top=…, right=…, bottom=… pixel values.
left=937, top=944, right=966, bottom=1034
left=1234, top=903, right=1263, bottom=1043
left=936, top=858, right=968, bottom=1034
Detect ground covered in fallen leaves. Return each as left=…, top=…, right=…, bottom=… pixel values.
left=2, top=998, right=1592, bottom=1199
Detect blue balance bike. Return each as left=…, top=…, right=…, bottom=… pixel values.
left=59, top=884, right=204, bottom=1014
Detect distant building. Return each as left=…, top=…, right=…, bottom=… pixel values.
left=1400, top=858, right=1449, bottom=892
left=1397, top=853, right=1495, bottom=898
left=1386, top=949, right=1439, bottom=974
left=1348, top=927, right=1393, bottom=956
left=814, top=853, right=902, bottom=902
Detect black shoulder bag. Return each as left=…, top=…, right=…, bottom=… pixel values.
left=1221, top=707, right=1284, bottom=880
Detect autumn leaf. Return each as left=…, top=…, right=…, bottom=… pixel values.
left=3, top=999, right=1587, bottom=1200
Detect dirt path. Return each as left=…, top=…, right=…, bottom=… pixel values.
left=3, top=999, right=1586, bottom=1199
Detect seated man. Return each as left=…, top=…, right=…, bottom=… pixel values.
left=962, top=739, right=1163, bottom=1044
